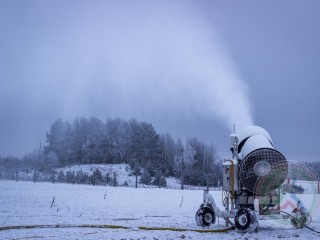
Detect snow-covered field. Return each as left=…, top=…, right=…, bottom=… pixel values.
left=1, top=180, right=320, bottom=240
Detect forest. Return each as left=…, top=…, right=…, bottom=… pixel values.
left=1, top=117, right=319, bottom=188
left=0, top=117, right=223, bottom=187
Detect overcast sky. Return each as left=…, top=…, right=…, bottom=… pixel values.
left=0, top=0, right=319, bottom=162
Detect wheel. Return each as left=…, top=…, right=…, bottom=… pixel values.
left=195, top=205, right=216, bottom=226
left=235, top=208, right=258, bottom=233
left=290, top=207, right=311, bottom=228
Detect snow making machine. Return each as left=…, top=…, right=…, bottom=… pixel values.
left=195, top=126, right=311, bottom=232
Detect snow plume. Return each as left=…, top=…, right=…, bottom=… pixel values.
left=22, top=1, right=253, bottom=140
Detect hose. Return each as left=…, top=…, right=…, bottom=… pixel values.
left=0, top=223, right=235, bottom=233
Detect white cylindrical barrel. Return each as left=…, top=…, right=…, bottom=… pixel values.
left=236, top=126, right=288, bottom=193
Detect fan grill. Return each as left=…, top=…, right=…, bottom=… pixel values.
left=240, top=148, right=287, bottom=193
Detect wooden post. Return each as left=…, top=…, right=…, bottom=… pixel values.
left=135, top=175, right=138, bottom=188
left=181, top=150, right=184, bottom=190
left=113, top=172, right=116, bottom=187
left=34, top=169, right=37, bottom=183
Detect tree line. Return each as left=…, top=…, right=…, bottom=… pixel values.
left=0, top=114, right=320, bottom=186
left=44, top=117, right=222, bottom=186
left=0, top=117, right=223, bottom=187
left=1, top=116, right=319, bottom=188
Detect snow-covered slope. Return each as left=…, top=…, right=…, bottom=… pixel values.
left=57, top=163, right=135, bottom=186
left=1, top=180, right=320, bottom=240
left=57, top=163, right=181, bottom=188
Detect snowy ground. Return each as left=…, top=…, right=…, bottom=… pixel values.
left=1, top=180, right=320, bottom=240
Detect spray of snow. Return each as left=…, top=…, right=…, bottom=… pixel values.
left=33, top=1, right=253, bottom=130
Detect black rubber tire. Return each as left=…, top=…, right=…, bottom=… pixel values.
left=235, top=208, right=257, bottom=232
left=195, top=206, right=216, bottom=227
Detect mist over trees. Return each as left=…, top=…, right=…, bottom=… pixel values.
left=43, top=117, right=222, bottom=186
left=1, top=117, right=319, bottom=188
left=0, top=117, right=223, bottom=187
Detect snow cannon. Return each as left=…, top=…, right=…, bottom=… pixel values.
left=237, top=126, right=288, bottom=194
left=195, top=126, right=310, bottom=233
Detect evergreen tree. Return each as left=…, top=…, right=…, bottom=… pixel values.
left=72, top=117, right=89, bottom=165
left=145, top=161, right=156, bottom=177
left=90, top=168, right=103, bottom=186
left=103, top=172, right=111, bottom=185
left=103, top=118, right=128, bottom=164
left=140, top=169, right=152, bottom=185
left=133, top=162, right=141, bottom=176
left=152, top=170, right=167, bottom=188
left=159, top=133, right=176, bottom=176
left=46, top=119, right=73, bottom=166
left=66, top=170, right=75, bottom=184
left=75, top=170, right=88, bottom=184
left=57, top=170, right=65, bottom=182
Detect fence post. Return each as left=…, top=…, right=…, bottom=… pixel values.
left=16, top=168, right=19, bottom=182
left=34, top=169, right=37, bottom=183
left=135, top=175, right=138, bottom=188
left=181, top=150, right=184, bottom=190
left=52, top=170, right=55, bottom=184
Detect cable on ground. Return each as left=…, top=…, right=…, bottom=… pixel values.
left=0, top=223, right=235, bottom=233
